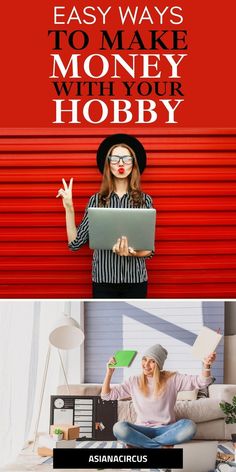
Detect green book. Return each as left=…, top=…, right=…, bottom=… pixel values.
left=109, top=350, right=137, bottom=368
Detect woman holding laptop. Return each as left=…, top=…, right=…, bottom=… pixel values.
left=57, top=134, right=154, bottom=299
left=101, top=344, right=216, bottom=453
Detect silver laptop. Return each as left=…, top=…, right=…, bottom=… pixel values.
left=174, top=441, right=218, bottom=472
left=88, top=207, right=156, bottom=251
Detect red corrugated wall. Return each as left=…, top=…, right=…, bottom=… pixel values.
left=0, top=128, right=236, bottom=298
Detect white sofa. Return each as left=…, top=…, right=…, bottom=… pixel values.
left=57, top=383, right=236, bottom=441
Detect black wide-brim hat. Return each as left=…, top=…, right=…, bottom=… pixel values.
left=96, top=133, right=147, bottom=174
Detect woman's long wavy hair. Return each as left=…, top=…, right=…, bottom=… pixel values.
left=98, top=144, right=145, bottom=207
left=139, top=362, right=175, bottom=397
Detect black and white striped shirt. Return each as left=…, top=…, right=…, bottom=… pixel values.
left=68, top=192, right=154, bottom=284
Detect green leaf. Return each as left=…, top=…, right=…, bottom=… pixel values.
left=219, top=398, right=236, bottom=423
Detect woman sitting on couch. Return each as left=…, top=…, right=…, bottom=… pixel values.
left=101, top=344, right=216, bottom=449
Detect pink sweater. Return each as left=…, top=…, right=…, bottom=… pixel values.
left=101, top=373, right=212, bottom=426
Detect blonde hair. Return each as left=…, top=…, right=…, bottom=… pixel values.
left=139, top=363, right=175, bottom=397
left=98, top=144, right=144, bottom=207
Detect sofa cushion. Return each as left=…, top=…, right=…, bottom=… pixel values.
left=117, top=398, right=224, bottom=424
left=177, top=389, right=198, bottom=401
left=175, top=398, right=225, bottom=423
left=57, top=384, right=102, bottom=396
left=194, top=419, right=226, bottom=440
left=209, top=384, right=236, bottom=402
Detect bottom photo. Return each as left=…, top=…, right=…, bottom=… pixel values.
left=0, top=300, right=236, bottom=472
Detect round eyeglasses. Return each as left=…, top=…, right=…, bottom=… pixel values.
left=108, top=155, right=133, bottom=165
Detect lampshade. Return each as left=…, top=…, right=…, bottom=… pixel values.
left=49, top=316, right=84, bottom=350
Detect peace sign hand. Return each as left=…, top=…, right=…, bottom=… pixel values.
left=56, top=178, right=74, bottom=209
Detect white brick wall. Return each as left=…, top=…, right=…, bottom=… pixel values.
left=84, top=301, right=224, bottom=383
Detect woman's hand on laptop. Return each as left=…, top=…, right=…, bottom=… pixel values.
left=112, top=236, right=152, bottom=257
left=112, top=236, right=137, bottom=256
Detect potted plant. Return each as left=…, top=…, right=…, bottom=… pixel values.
left=220, top=396, right=236, bottom=460
left=52, top=427, right=64, bottom=441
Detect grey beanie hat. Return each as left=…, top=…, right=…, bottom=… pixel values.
left=144, top=344, right=168, bottom=370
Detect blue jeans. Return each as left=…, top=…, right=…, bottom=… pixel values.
left=113, top=419, right=197, bottom=448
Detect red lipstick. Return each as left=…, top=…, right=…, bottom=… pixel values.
left=118, top=168, right=125, bottom=174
